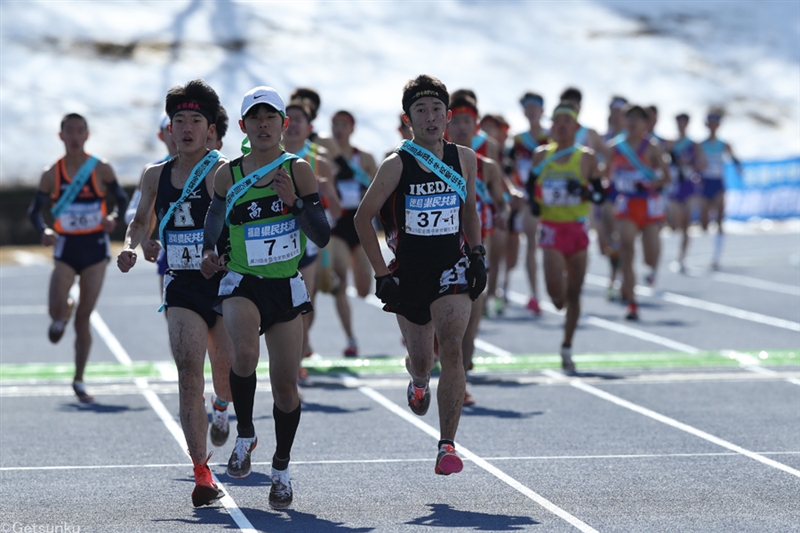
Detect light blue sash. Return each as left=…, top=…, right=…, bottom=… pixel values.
left=475, top=177, right=492, bottom=205
left=472, top=131, right=488, bottom=151
left=399, top=140, right=466, bottom=202
left=350, top=162, right=372, bottom=188
left=520, top=132, right=539, bottom=152
left=531, top=145, right=580, bottom=176
left=293, top=140, right=311, bottom=160
left=225, top=153, right=299, bottom=221
left=617, top=140, right=657, bottom=181
left=51, top=155, right=100, bottom=219
left=673, top=137, right=693, bottom=155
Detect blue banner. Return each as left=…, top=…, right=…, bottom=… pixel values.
left=724, top=157, right=800, bottom=220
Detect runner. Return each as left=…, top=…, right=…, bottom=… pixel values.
left=528, top=103, right=604, bottom=372
left=698, top=108, right=742, bottom=270
left=606, top=105, right=671, bottom=320
left=201, top=86, right=330, bottom=509
left=446, top=93, right=508, bottom=405
left=354, top=75, right=485, bottom=474
left=116, top=79, right=232, bottom=507
left=28, top=113, right=129, bottom=403
left=507, top=92, right=550, bottom=316
left=330, top=109, right=378, bottom=357
left=665, top=113, right=706, bottom=273
left=559, top=87, right=606, bottom=154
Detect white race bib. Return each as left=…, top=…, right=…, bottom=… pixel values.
left=244, top=219, right=301, bottom=266
left=166, top=229, right=203, bottom=270
left=647, top=194, right=666, bottom=218
left=706, top=158, right=724, bottom=179
left=58, top=201, right=103, bottom=232
left=404, top=193, right=460, bottom=236
left=541, top=179, right=581, bottom=206
left=337, top=180, right=362, bottom=210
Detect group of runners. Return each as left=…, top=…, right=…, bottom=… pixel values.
left=28, top=75, right=739, bottom=510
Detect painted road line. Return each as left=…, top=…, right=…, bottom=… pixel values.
left=344, top=375, right=599, bottom=533
left=583, top=273, right=800, bottom=332
left=568, top=378, right=800, bottom=479
left=696, top=270, right=800, bottom=297
left=721, top=350, right=800, bottom=386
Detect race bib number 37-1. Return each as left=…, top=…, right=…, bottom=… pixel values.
left=166, top=229, right=203, bottom=270
left=404, top=193, right=460, bottom=236
left=244, top=219, right=301, bottom=266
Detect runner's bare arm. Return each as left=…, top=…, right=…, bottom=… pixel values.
left=316, top=156, right=341, bottom=221
left=354, top=153, right=403, bottom=277
left=28, top=167, right=57, bottom=246
left=361, top=152, right=379, bottom=180
left=648, top=142, right=671, bottom=190
left=277, top=158, right=330, bottom=249
left=118, top=165, right=159, bottom=272
left=96, top=161, right=129, bottom=232
left=200, top=162, right=233, bottom=278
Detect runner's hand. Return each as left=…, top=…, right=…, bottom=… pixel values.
left=200, top=251, right=226, bottom=279
left=141, top=239, right=162, bottom=263
left=375, top=274, right=401, bottom=310
left=117, top=249, right=137, bottom=273
left=466, top=252, right=487, bottom=301
left=272, top=168, right=297, bottom=207
left=101, top=215, right=117, bottom=234
left=41, top=228, right=58, bottom=247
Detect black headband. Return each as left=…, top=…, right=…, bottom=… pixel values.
left=403, top=84, right=449, bottom=115
left=167, top=99, right=216, bottom=125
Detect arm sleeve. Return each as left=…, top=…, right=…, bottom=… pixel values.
left=588, top=178, right=606, bottom=204
left=203, top=192, right=227, bottom=253
left=27, top=190, right=49, bottom=235
left=295, top=193, right=330, bottom=248
left=334, top=155, right=354, bottom=181
left=124, top=189, right=142, bottom=225
left=108, top=180, right=130, bottom=218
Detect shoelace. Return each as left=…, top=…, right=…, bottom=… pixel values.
left=212, top=409, right=228, bottom=430
left=271, top=472, right=291, bottom=495
left=231, top=439, right=252, bottom=467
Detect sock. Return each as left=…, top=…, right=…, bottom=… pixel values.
left=214, top=397, right=228, bottom=410
left=438, top=439, right=455, bottom=450
left=272, top=403, right=301, bottom=471
left=229, top=370, right=257, bottom=438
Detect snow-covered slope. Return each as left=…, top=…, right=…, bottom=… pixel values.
left=1, top=0, right=798, bottom=186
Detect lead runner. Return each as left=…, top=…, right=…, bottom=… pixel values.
left=354, top=74, right=485, bottom=475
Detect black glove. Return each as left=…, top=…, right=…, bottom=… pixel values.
left=466, top=247, right=487, bottom=301
left=375, top=274, right=401, bottom=311
left=566, top=179, right=585, bottom=197
left=528, top=198, right=541, bottom=217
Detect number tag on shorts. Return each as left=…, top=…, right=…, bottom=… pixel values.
left=244, top=219, right=301, bottom=266
left=647, top=194, right=665, bottom=218
left=166, top=229, right=203, bottom=270
left=59, top=201, right=103, bottom=232
left=404, top=193, right=459, bottom=236
left=541, top=179, right=581, bottom=206
left=613, top=170, right=641, bottom=194
left=337, top=180, right=362, bottom=210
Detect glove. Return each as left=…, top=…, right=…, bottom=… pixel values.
left=528, top=198, right=541, bottom=217
left=566, top=180, right=585, bottom=197
left=466, top=248, right=487, bottom=301
left=375, top=274, right=401, bottom=311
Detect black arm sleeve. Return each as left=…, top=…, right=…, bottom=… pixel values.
left=334, top=155, right=354, bottom=181
left=28, top=190, right=49, bottom=235
left=203, top=192, right=227, bottom=253
left=108, top=180, right=130, bottom=218
left=588, top=178, right=606, bottom=204
left=295, top=193, right=330, bottom=248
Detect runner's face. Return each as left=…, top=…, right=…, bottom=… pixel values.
left=447, top=112, right=476, bottom=147
left=408, top=97, right=449, bottom=144
left=241, top=106, right=286, bottom=150
left=676, top=117, right=688, bottom=135
left=170, top=111, right=210, bottom=154
left=331, top=115, right=353, bottom=142
left=625, top=114, right=647, bottom=136
left=523, top=102, right=543, bottom=123
left=551, top=114, right=578, bottom=144
left=283, top=108, right=312, bottom=143
left=59, top=118, right=89, bottom=153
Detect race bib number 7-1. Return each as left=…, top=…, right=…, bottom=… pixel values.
left=244, top=219, right=302, bottom=266
left=404, top=193, right=460, bottom=236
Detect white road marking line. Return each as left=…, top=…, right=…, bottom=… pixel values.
left=721, top=350, right=800, bottom=386
left=567, top=378, right=800, bottom=479
left=700, top=271, right=800, bottom=296
left=343, top=375, right=599, bottom=533
left=0, top=305, right=48, bottom=315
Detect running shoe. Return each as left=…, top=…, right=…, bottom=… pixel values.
left=192, top=452, right=224, bottom=507
left=645, top=272, right=656, bottom=287
left=527, top=297, right=541, bottom=315
left=209, top=396, right=230, bottom=447
left=268, top=466, right=293, bottom=509
left=343, top=338, right=358, bottom=358
left=625, top=303, right=639, bottom=321
left=72, top=381, right=94, bottom=403
left=407, top=378, right=431, bottom=416
left=434, top=444, right=463, bottom=475
left=227, top=435, right=257, bottom=479
left=48, top=298, right=74, bottom=344
left=605, top=287, right=619, bottom=301
left=463, top=390, right=476, bottom=407
left=560, top=346, right=576, bottom=374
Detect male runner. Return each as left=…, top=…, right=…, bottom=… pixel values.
left=559, top=87, right=606, bottom=155
left=117, top=79, right=232, bottom=507
left=446, top=93, right=507, bottom=404
left=606, top=105, right=671, bottom=320
left=354, top=75, right=485, bottom=474
left=698, top=108, right=741, bottom=270
left=28, top=113, right=129, bottom=403
left=528, top=103, right=604, bottom=371
left=330, top=110, right=377, bottom=357
left=201, top=86, right=330, bottom=509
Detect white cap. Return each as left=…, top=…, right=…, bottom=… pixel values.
left=241, top=86, right=285, bottom=118
left=158, top=111, right=170, bottom=131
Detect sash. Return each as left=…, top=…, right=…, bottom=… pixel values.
left=673, top=137, right=693, bottom=155
left=350, top=162, right=372, bottom=188
left=293, top=140, right=312, bottom=159
left=520, top=132, right=539, bottom=152
left=241, top=137, right=251, bottom=155
left=531, top=144, right=580, bottom=176
left=158, top=150, right=220, bottom=246
left=225, top=153, right=299, bottom=221
left=51, top=155, right=100, bottom=219
left=475, top=177, right=492, bottom=205
left=617, top=140, right=657, bottom=181
left=575, top=126, right=588, bottom=147
left=472, top=131, right=488, bottom=151
left=399, top=140, right=466, bottom=202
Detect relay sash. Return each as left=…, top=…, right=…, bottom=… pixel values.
left=531, top=145, right=580, bottom=176
left=51, top=155, right=100, bottom=219
left=617, top=141, right=657, bottom=181
left=225, top=153, right=299, bottom=221
left=399, top=140, right=466, bottom=202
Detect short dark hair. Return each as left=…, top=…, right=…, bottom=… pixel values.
left=165, top=78, right=220, bottom=126
left=560, top=87, right=582, bottom=103
left=646, top=105, right=658, bottom=116
left=451, top=88, right=477, bottom=104
left=290, top=87, right=320, bottom=121
left=286, top=99, right=313, bottom=122
left=402, top=74, right=449, bottom=115
left=333, top=110, right=355, bottom=126
left=449, top=94, right=479, bottom=117
left=60, top=113, right=87, bottom=131
left=625, top=105, right=648, bottom=120
left=215, top=105, right=229, bottom=140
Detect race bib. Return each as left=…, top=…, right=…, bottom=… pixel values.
left=405, top=193, right=460, bottom=236
left=706, top=159, right=724, bottom=179
left=166, top=229, right=203, bottom=270
left=58, top=201, right=103, bottom=232
left=613, top=170, right=642, bottom=194
left=516, top=158, right=533, bottom=185
left=337, top=179, right=362, bottom=210
left=541, top=179, right=581, bottom=206
left=244, top=219, right=301, bottom=266
left=647, top=194, right=666, bottom=218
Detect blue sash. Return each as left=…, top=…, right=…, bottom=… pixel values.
left=158, top=150, right=220, bottom=246
left=293, top=140, right=312, bottom=159
left=51, top=155, right=100, bottom=219
left=531, top=145, right=580, bottom=176
left=225, top=153, right=299, bottom=221
left=673, top=137, right=693, bottom=155
left=399, top=140, right=466, bottom=202
left=472, top=131, right=488, bottom=151
left=350, top=162, right=372, bottom=188
left=617, top=140, right=657, bottom=181
left=475, top=177, right=492, bottom=205
left=520, top=132, right=539, bottom=152
left=575, top=126, right=588, bottom=147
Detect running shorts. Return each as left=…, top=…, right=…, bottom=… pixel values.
left=388, top=255, right=470, bottom=326
left=162, top=269, right=222, bottom=329
left=539, top=220, right=590, bottom=257
left=53, top=231, right=110, bottom=274
left=614, top=195, right=666, bottom=229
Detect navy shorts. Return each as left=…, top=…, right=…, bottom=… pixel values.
left=216, top=270, right=312, bottom=335
left=54, top=231, right=110, bottom=273
left=700, top=177, right=725, bottom=200
left=388, top=255, right=470, bottom=326
left=330, top=210, right=361, bottom=250
left=162, top=269, right=222, bottom=329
